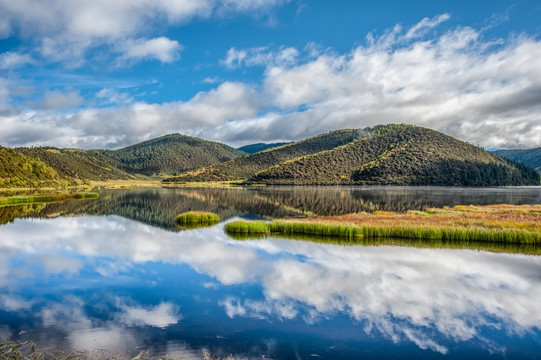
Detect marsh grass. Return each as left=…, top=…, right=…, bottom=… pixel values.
left=231, top=233, right=541, bottom=255
left=0, top=192, right=99, bottom=207
left=224, top=220, right=363, bottom=239
left=224, top=205, right=541, bottom=245
left=175, top=211, right=220, bottom=226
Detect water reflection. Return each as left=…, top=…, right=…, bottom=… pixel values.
left=2, top=186, right=541, bottom=230
left=0, top=216, right=540, bottom=358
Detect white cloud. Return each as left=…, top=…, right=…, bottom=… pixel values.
left=119, top=37, right=182, bottom=64
left=405, top=13, right=451, bottom=39
left=118, top=301, right=180, bottom=328
left=222, top=45, right=299, bottom=68
left=2, top=15, right=541, bottom=148
left=0, top=294, right=34, bottom=312
left=0, top=52, right=35, bottom=69
left=0, top=0, right=289, bottom=65
left=95, top=88, right=134, bottom=105
left=1, top=216, right=540, bottom=353
left=36, top=89, right=84, bottom=109
left=1, top=81, right=257, bottom=148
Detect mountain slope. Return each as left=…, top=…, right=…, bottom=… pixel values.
left=101, top=134, right=246, bottom=176
left=165, top=129, right=365, bottom=182
left=251, top=125, right=540, bottom=186
left=17, top=147, right=134, bottom=181
left=0, top=146, right=65, bottom=188
left=493, top=148, right=541, bottom=172
left=237, top=142, right=291, bottom=154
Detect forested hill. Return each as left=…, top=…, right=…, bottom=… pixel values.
left=237, top=142, right=291, bottom=154
left=101, top=134, right=246, bottom=176
left=165, top=129, right=365, bottom=183
left=250, top=125, right=540, bottom=186
left=493, top=148, right=541, bottom=172
left=0, top=146, right=65, bottom=188
left=17, top=147, right=134, bottom=181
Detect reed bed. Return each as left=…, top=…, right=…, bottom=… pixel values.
left=0, top=192, right=99, bottom=206
left=175, top=211, right=220, bottom=225
left=225, top=220, right=364, bottom=239
left=224, top=205, right=541, bottom=245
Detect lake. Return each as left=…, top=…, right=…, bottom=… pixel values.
left=1, top=186, right=540, bottom=359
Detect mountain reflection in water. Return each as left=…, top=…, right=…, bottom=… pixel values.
left=0, top=186, right=540, bottom=359
left=2, top=185, right=541, bottom=229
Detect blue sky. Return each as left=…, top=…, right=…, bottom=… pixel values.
left=1, top=0, right=541, bottom=149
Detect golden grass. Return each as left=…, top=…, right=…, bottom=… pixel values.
left=225, top=205, right=541, bottom=245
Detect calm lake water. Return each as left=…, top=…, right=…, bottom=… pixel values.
left=1, top=186, right=540, bottom=359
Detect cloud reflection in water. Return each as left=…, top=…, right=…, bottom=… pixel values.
left=0, top=215, right=540, bottom=355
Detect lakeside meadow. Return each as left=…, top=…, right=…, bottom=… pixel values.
left=225, top=204, right=541, bottom=244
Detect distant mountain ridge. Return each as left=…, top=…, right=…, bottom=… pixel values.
left=237, top=142, right=291, bottom=154
left=12, top=134, right=245, bottom=185
left=250, top=125, right=539, bottom=186
left=165, top=129, right=365, bottom=183
left=2, top=126, right=539, bottom=188
left=493, top=148, right=541, bottom=172
left=100, top=133, right=245, bottom=176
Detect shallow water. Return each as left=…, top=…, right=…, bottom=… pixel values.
left=0, top=186, right=540, bottom=359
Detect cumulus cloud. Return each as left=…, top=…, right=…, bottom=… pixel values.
left=119, top=37, right=182, bottom=64
left=0, top=0, right=289, bottom=65
left=1, top=81, right=258, bottom=148
left=2, top=15, right=541, bottom=148
left=0, top=52, right=35, bottom=69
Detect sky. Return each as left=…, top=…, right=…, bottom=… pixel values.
left=1, top=0, right=541, bottom=150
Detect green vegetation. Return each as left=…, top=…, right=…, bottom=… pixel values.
left=225, top=220, right=364, bottom=239
left=225, top=205, right=541, bottom=244
left=176, top=211, right=220, bottom=225
left=237, top=142, right=291, bottom=154
left=231, top=232, right=541, bottom=255
left=3, top=134, right=247, bottom=188
left=17, top=147, right=134, bottom=181
left=4, top=126, right=539, bottom=189
left=165, top=129, right=364, bottom=182
left=251, top=125, right=540, bottom=186
left=0, top=145, right=67, bottom=188
left=493, top=147, right=541, bottom=172
left=0, top=192, right=99, bottom=206
left=102, top=133, right=245, bottom=176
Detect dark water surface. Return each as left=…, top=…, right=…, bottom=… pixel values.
left=0, top=186, right=540, bottom=359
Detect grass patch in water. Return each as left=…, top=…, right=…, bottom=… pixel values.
left=231, top=232, right=541, bottom=255
left=224, top=220, right=363, bottom=239
left=0, top=192, right=99, bottom=207
left=225, top=205, right=541, bottom=245
left=175, top=211, right=220, bottom=227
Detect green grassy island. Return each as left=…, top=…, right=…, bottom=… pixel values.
left=176, top=211, right=220, bottom=225
left=225, top=205, right=541, bottom=245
